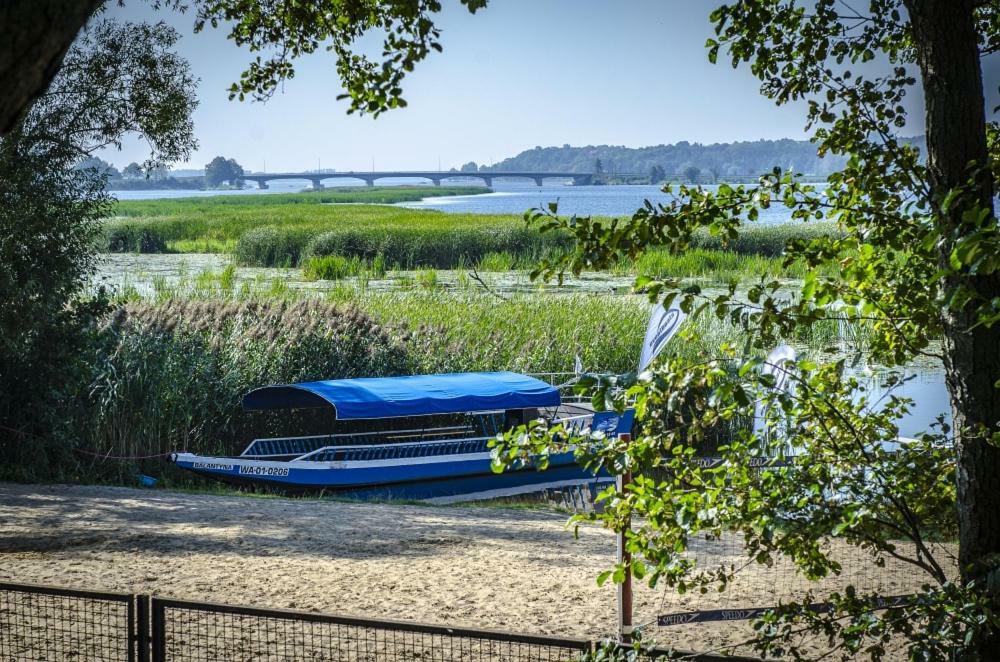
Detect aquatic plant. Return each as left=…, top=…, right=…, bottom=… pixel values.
left=101, top=190, right=832, bottom=272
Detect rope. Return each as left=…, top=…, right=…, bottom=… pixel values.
left=73, top=448, right=173, bottom=461
left=1, top=423, right=172, bottom=461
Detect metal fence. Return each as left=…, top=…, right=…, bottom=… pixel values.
left=1, top=582, right=758, bottom=661
left=150, top=597, right=589, bottom=661
left=0, top=583, right=136, bottom=662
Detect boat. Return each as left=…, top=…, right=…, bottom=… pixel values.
left=171, top=371, right=634, bottom=491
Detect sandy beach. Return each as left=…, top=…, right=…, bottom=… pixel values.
left=0, top=483, right=652, bottom=637
left=0, top=483, right=951, bottom=657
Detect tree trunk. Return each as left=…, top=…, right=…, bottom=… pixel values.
left=0, top=0, right=101, bottom=136
left=906, top=0, right=1000, bottom=656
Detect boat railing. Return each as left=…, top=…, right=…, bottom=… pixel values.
left=293, top=435, right=497, bottom=463
left=241, top=424, right=482, bottom=458
left=241, top=411, right=600, bottom=461
left=289, top=412, right=600, bottom=463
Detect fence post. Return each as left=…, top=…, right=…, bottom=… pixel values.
left=150, top=597, right=166, bottom=662
left=136, top=595, right=151, bottom=662
left=127, top=595, right=137, bottom=662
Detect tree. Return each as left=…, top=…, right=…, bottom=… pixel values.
left=648, top=164, right=666, bottom=184
left=594, top=158, right=604, bottom=175
left=0, top=0, right=103, bottom=135
left=148, top=164, right=171, bottom=181
left=204, top=156, right=244, bottom=187
left=121, top=162, right=144, bottom=180
left=7, top=0, right=1000, bottom=656
left=459, top=161, right=479, bottom=173
left=1, top=18, right=196, bottom=476
left=74, top=156, right=119, bottom=180
left=492, top=1, right=1000, bottom=657
left=681, top=163, right=701, bottom=183
left=2, top=0, right=486, bottom=134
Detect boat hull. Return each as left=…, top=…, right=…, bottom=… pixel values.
left=171, top=450, right=584, bottom=491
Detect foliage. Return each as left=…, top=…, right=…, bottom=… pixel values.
left=302, top=254, right=380, bottom=281
left=193, top=0, right=488, bottom=115
left=0, top=17, right=196, bottom=478
left=121, top=162, right=143, bottom=179
left=204, top=155, right=244, bottom=187
left=103, top=195, right=575, bottom=268
left=101, top=190, right=831, bottom=271
left=487, top=1, right=1000, bottom=658
left=75, top=156, right=120, bottom=179
left=29, top=19, right=198, bottom=169
left=26, top=289, right=654, bottom=482
left=110, top=186, right=484, bottom=216
left=490, top=138, right=856, bottom=179
left=80, top=300, right=410, bottom=480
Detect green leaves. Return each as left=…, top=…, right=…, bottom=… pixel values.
left=197, top=0, right=486, bottom=116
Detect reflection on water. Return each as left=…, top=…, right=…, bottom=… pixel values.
left=91, top=252, right=639, bottom=297
left=397, top=182, right=796, bottom=220
left=865, top=368, right=950, bottom=438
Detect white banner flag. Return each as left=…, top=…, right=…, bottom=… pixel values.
left=638, top=303, right=686, bottom=372
left=753, top=344, right=797, bottom=444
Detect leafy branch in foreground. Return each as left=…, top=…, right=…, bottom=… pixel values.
left=500, top=1, right=1000, bottom=657
left=194, top=0, right=488, bottom=115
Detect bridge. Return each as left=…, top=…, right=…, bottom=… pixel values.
left=240, top=171, right=594, bottom=189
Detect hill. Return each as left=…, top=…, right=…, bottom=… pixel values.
left=487, top=139, right=848, bottom=180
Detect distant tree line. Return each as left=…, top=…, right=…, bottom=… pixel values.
left=73, top=155, right=246, bottom=190
left=484, top=138, right=884, bottom=180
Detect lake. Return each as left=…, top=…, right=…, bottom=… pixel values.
left=115, top=180, right=797, bottom=221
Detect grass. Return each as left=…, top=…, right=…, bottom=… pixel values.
left=111, top=186, right=487, bottom=216
left=29, top=259, right=877, bottom=486
left=102, top=189, right=573, bottom=269
left=101, top=188, right=839, bottom=278
left=632, top=248, right=816, bottom=280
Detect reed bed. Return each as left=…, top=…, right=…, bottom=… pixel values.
left=101, top=191, right=837, bottom=274
left=10, top=266, right=870, bottom=484
left=63, top=292, right=645, bottom=478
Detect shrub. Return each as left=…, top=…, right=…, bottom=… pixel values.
left=302, top=255, right=365, bottom=280
left=88, top=300, right=411, bottom=466
left=233, top=226, right=308, bottom=267
left=478, top=251, right=517, bottom=271
left=104, top=225, right=168, bottom=253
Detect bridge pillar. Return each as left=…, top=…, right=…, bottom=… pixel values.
left=534, top=177, right=544, bottom=187
left=572, top=175, right=591, bottom=186
left=431, top=178, right=442, bottom=186
left=311, top=179, right=325, bottom=190
left=482, top=176, right=492, bottom=188
left=362, top=178, right=374, bottom=187
left=257, top=180, right=269, bottom=190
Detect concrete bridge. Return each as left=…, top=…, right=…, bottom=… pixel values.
left=240, top=171, right=594, bottom=189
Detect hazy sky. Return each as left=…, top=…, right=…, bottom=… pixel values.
left=99, top=1, right=994, bottom=173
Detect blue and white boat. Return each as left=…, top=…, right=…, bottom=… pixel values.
left=171, top=371, right=634, bottom=491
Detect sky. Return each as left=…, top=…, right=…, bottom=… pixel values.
left=99, top=0, right=995, bottom=173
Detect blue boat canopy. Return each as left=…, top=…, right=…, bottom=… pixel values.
left=241, top=371, right=561, bottom=420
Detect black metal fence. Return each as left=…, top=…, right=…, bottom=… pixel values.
left=1, top=582, right=757, bottom=661
left=0, top=583, right=135, bottom=662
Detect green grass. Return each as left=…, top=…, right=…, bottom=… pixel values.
left=101, top=188, right=839, bottom=277
left=111, top=186, right=486, bottom=216
left=632, top=248, right=814, bottom=280
left=102, top=188, right=572, bottom=269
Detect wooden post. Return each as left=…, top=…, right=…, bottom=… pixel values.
left=616, top=432, right=633, bottom=644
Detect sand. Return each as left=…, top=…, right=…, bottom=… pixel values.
left=0, top=483, right=954, bottom=657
